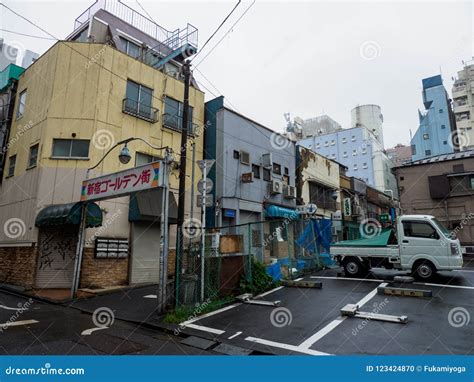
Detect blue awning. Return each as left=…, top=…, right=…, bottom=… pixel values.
left=265, top=205, right=299, bottom=219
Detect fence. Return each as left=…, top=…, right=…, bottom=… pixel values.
left=175, top=217, right=337, bottom=307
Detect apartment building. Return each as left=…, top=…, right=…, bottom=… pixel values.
left=452, top=61, right=474, bottom=150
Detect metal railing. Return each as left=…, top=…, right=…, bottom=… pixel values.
left=162, top=113, right=196, bottom=134
left=74, top=0, right=198, bottom=50
left=122, top=98, right=158, bottom=123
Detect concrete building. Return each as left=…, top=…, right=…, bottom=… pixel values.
left=394, top=150, right=474, bottom=254
left=410, top=75, right=456, bottom=161
left=0, top=1, right=203, bottom=290
left=294, top=114, right=342, bottom=139
left=351, top=104, right=384, bottom=147
left=452, top=61, right=474, bottom=150
left=298, top=126, right=397, bottom=196
left=386, top=144, right=412, bottom=167
left=0, top=39, right=18, bottom=71
left=21, top=50, right=39, bottom=69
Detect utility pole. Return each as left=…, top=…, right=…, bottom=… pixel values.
left=175, top=60, right=191, bottom=307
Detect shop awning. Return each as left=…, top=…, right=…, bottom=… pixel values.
left=35, top=202, right=103, bottom=228
left=265, top=205, right=299, bottom=220
left=129, top=188, right=178, bottom=223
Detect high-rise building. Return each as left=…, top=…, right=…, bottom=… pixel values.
left=351, top=104, right=384, bottom=147
left=452, top=61, right=474, bottom=151
left=0, top=39, right=18, bottom=71
left=410, top=75, right=456, bottom=161
left=295, top=114, right=342, bottom=138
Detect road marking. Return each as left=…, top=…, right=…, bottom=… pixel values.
left=81, top=327, right=108, bottom=336
left=0, top=319, right=38, bottom=328
left=245, top=336, right=330, bottom=356
left=228, top=331, right=242, bottom=339
left=453, top=269, right=474, bottom=273
left=416, top=282, right=474, bottom=290
left=255, top=286, right=284, bottom=298
left=0, top=304, right=23, bottom=311
left=184, top=323, right=225, bottom=335
left=294, top=277, right=304, bottom=281
left=298, top=282, right=388, bottom=349
left=310, top=276, right=385, bottom=283
left=180, top=304, right=241, bottom=326
left=143, top=294, right=158, bottom=299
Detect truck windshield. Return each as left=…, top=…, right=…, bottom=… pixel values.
left=431, top=218, right=452, bottom=238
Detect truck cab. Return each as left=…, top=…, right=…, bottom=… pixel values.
left=330, top=215, right=463, bottom=280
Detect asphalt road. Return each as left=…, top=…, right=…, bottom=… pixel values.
left=0, top=290, right=214, bottom=355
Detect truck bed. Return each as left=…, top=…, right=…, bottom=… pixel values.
left=330, top=245, right=400, bottom=258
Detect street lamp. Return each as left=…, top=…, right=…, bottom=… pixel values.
left=118, top=144, right=131, bottom=164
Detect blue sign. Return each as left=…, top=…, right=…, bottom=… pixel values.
left=223, top=209, right=236, bottom=218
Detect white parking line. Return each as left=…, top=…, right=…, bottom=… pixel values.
left=453, top=269, right=474, bottom=273
left=184, top=323, right=225, bottom=335
left=255, top=286, right=285, bottom=298
left=310, top=276, right=385, bottom=283
left=228, top=331, right=242, bottom=339
left=298, top=282, right=388, bottom=349
left=180, top=304, right=241, bottom=326
left=0, top=304, right=23, bottom=311
left=245, top=336, right=331, bottom=356
left=416, top=282, right=474, bottom=290
left=143, top=294, right=158, bottom=299
left=0, top=319, right=38, bottom=328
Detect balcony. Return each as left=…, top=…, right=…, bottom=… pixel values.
left=162, top=113, right=197, bottom=135
left=454, top=103, right=469, bottom=114
left=122, top=98, right=158, bottom=123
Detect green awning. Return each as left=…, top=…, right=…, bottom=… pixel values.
left=332, top=228, right=396, bottom=247
left=35, top=202, right=103, bottom=228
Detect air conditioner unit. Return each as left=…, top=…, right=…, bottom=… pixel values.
left=261, top=153, right=273, bottom=169
left=283, top=185, right=296, bottom=199
left=269, top=180, right=283, bottom=195
left=240, top=151, right=250, bottom=165
left=241, top=172, right=254, bottom=183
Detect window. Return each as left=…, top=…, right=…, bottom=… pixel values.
left=352, top=149, right=357, bottom=156
left=282, top=175, right=289, bottom=185
left=17, top=90, right=26, bottom=119
left=341, top=137, right=347, bottom=144
left=400, top=176, right=404, bottom=181
left=263, top=168, right=271, bottom=181
left=124, top=80, right=156, bottom=121
left=423, top=133, right=429, bottom=140
left=343, top=151, right=348, bottom=158
left=273, top=162, right=281, bottom=175
left=439, top=109, right=443, bottom=113
left=233, top=150, right=240, bottom=159
left=351, top=135, right=356, bottom=142
left=135, top=152, right=160, bottom=166
left=425, top=150, right=431, bottom=156
left=402, top=221, right=438, bottom=239
left=28, top=144, right=39, bottom=168
left=52, top=139, right=90, bottom=159
left=284, top=167, right=289, bottom=175
left=120, top=37, right=140, bottom=59
left=443, top=140, right=448, bottom=145
left=361, top=148, right=367, bottom=154
left=362, top=162, right=368, bottom=169
left=7, top=155, right=16, bottom=177
left=316, top=143, right=320, bottom=149
left=163, top=96, right=194, bottom=133
left=324, top=141, right=329, bottom=147
left=353, top=164, right=358, bottom=170
left=441, top=125, right=446, bottom=129
left=330, top=140, right=335, bottom=146
left=252, top=164, right=260, bottom=179
left=411, top=144, right=416, bottom=155
left=308, top=182, right=336, bottom=210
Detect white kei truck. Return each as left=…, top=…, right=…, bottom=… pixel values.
left=330, top=215, right=464, bottom=281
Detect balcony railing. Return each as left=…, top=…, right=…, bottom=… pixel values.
left=122, top=98, right=158, bottom=123
left=162, top=113, right=196, bottom=135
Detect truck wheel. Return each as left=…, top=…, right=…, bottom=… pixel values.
left=343, top=257, right=367, bottom=278
left=412, top=260, right=436, bottom=281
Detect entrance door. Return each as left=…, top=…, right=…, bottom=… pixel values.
left=36, top=226, right=78, bottom=288
left=130, top=221, right=161, bottom=284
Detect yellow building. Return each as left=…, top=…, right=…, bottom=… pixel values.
left=0, top=33, right=204, bottom=289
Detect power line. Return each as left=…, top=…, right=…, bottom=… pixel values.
left=194, top=0, right=255, bottom=68
left=135, top=0, right=157, bottom=23
left=191, top=0, right=241, bottom=62
left=0, top=28, right=56, bottom=40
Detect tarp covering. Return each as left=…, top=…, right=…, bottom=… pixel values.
left=295, top=218, right=332, bottom=254
left=35, top=202, right=102, bottom=228
left=332, top=228, right=396, bottom=247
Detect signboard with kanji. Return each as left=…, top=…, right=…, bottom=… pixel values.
left=80, top=161, right=162, bottom=202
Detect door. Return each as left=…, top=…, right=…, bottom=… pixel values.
left=130, top=222, right=161, bottom=284
left=399, top=220, right=446, bottom=268
left=36, top=226, right=78, bottom=288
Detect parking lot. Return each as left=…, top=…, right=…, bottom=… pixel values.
left=180, top=267, right=474, bottom=355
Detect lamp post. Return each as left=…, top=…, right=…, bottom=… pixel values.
left=71, top=137, right=172, bottom=311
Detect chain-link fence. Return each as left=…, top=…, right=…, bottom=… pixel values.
left=175, top=217, right=336, bottom=307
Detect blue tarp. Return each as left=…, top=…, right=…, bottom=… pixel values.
left=295, top=218, right=332, bottom=254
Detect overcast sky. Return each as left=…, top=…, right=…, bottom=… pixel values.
left=1, top=0, right=472, bottom=148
